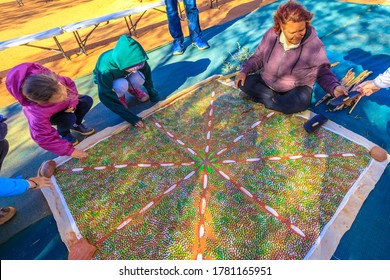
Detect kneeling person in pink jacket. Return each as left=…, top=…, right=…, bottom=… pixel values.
left=6, top=63, right=95, bottom=159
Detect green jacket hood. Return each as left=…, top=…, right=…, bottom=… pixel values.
left=112, top=35, right=148, bottom=70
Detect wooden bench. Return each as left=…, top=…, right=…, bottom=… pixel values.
left=0, top=27, right=69, bottom=60
left=3, top=1, right=215, bottom=59
left=16, top=0, right=53, bottom=7
left=209, top=0, right=219, bottom=9
left=61, top=1, right=170, bottom=56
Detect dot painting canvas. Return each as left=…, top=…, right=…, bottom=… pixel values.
left=46, top=76, right=387, bottom=260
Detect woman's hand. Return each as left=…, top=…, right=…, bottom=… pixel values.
left=234, top=72, right=247, bottom=88
left=71, top=149, right=88, bottom=159
left=333, top=85, right=348, bottom=98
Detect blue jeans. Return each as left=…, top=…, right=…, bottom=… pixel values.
left=165, top=0, right=202, bottom=44
left=50, top=95, right=93, bottom=136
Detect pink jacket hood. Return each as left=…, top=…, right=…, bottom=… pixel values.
left=5, top=63, right=79, bottom=156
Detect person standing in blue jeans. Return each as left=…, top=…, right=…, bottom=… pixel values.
left=165, top=0, right=210, bottom=55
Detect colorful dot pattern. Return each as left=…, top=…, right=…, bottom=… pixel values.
left=54, top=80, right=370, bottom=259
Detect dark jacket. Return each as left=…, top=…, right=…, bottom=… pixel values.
left=242, top=27, right=340, bottom=95
left=0, top=123, right=7, bottom=141
left=93, top=35, right=158, bottom=125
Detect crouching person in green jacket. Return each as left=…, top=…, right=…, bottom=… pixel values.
left=93, top=35, right=160, bottom=128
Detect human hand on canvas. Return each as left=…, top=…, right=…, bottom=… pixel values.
left=71, top=149, right=88, bottom=159
left=234, top=72, right=247, bottom=88
left=134, top=120, right=145, bottom=128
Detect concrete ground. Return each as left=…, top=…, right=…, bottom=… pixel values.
left=0, top=0, right=276, bottom=259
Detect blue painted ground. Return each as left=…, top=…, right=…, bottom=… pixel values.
left=0, top=0, right=389, bottom=259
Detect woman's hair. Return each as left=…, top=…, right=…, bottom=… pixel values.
left=273, top=0, right=313, bottom=34
left=22, top=73, right=62, bottom=102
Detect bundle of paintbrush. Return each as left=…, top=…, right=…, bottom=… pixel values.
left=315, top=68, right=372, bottom=114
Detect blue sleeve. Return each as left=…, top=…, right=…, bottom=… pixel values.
left=0, top=177, right=30, bottom=197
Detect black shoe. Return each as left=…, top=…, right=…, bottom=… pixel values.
left=70, top=123, right=95, bottom=136
left=62, top=133, right=78, bottom=146
left=239, top=90, right=258, bottom=102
